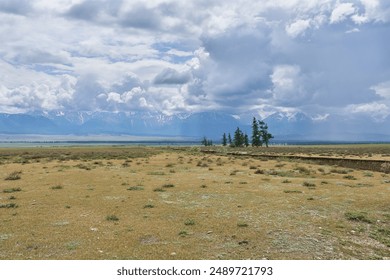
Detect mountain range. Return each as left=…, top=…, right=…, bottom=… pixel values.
left=0, top=111, right=389, bottom=142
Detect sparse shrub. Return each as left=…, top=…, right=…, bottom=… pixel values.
left=0, top=203, right=18, bottom=208
left=3, top=187, right=22, bottom=193
left=162, top=184, right=175, bottom=188
left=330, top=168, right=349, bottom=174
left=143, top=204, right=154, bottom=209
left=127, top=186, right=144, bottom=191
left=5, top=171, right=22, bottom=181
left=148, top=171, right=165, bottom=175
left=153, top=187, right=166, bottom=192
left=178, top=230, right=188, bottom=237
left=364, top=172, right=373, bottom=177
left=254, top=169, right=264, bottom=174
left=321, top=181, right=329, bottom=185
left=249, top=165, right=257, bottom=170
left=283, top=190, right=302, bottom=194
left=294, top=166, right=311, bottom=174
left=302, top=181, right=316, bottom=187
left=345, top=211, right=373, bottom=223
left=343, top=175, right=357, bottom=180
left=51, top=185, right=63, bottom=190
left=8, top=196, right=16, bottom=200
left=200, top=184, right=207, bottom=188
left=184, top=219, right=195, bottom=226
left=237, top=222, right=248, bottom=228
left=106, top=215, right=119, bottom=221
left=282, top=179, right=291, bottom=183
left=165, top=163, right=174, bottom=168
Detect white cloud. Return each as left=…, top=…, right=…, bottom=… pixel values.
left=346, top=102, right=390, bottom=121
left=286, top=19, right=312, bottom=38
left=371, top=81, right=390, bottom=99
left=270, top=65, right=309, bottom=106
left=0, top=0, right=389, bottom=120
left=330, top=2, right=356, bottom=23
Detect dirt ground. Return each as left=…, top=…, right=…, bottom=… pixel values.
left=0, top=145, right=389, bottom=259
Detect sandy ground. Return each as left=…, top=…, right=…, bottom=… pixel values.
left=0, top=146, right=389, bottom=259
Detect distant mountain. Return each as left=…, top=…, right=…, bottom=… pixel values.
left=0, top=110, right=389, bottom=142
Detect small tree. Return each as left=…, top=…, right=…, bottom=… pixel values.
left=222, top=133, right=227, bottom=146
left=259, top=121, right=273, bottom=147
left=228, top=133, right=232, bottom=146
left=244, top=133, right=249, bottom=147
left=201, top=137, right=213, bottom=146
left=233, top=127, right=245, bottom=147
left=251, top=117, right=261, bottom=147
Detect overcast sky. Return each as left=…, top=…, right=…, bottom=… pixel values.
left=0, top=0, right=389, bottom=122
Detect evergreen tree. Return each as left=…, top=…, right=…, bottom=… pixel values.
left=251, top=117, right=261, bottom=147
left=228, top=133, right=232, bottom=146
left=222, top=133, right=227, bottom=146
left=244, top=133, right=249, bottom=147
left=259, top=121, right=273, bottom=148
left=233, top=127, right=245, bottom=147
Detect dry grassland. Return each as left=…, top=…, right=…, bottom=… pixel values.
left=0, top=145, right=389, bottom=260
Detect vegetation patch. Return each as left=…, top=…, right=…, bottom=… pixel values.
left=184, top=219, right=195, bottom=226
left=106, top=215, right=119, bottom=221
left=345, top=211, right=373, bottom=223
left=3, top=187, right=22, bottom=193
left=5, top=171, right=22, bottom=181
left=127, top=186, right=144, bottom=191
left=50, top=185, right=63, bottom=190
left=0, top=203, right=18, bottom=208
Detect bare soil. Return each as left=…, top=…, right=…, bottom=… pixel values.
left=0, top=145, right=389, bottom=260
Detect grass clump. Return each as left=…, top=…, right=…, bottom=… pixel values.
left=127, top=186, right=144, bottom=191
left=5, top=171, right=22, bottom=181
left=162, top=184, right=175, bottom=188
left=284, top=190, right=303, bottom=194
left=143, top=204, right=155, bottom=209
left=302, top=181, right=316, bottom=187
left=3, top=187, right=22, bottom=193
left=106, top=215, right=119, bottom=221
left=153, top=187, right=166, bottom=192
left=343, top=175, right=357, bottom=180
left=184, top=219, right=195, bottom=226
left=345, top=211, right=373, bottom=224
left=237, top=222, right=249, bottom=228
left=178, top=230, right=189, bottom=237
left=0, top=203, right=18, bottom=208
left=50, top=185, right=63, bottom=190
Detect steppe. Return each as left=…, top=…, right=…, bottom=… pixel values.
left=0, top=144, right=389, bottom=259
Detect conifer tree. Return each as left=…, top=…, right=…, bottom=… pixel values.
left=251, top=117, right=261, bottom=147
left=222, top=133, right=227, bottom=146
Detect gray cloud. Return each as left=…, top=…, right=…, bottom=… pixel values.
left=153, top=68, right=190, bottom=85
left=0, top=0, right=389, bottom=122
left=0, top=0, right=32, bottom=15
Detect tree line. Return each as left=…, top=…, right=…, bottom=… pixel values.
left=202, top=117, right=274, bottom=147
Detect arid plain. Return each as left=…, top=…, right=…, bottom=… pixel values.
left=0, top=145, right=389, bottom=260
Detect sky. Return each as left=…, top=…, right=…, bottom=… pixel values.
left=0, top=0, right=389, bottom=124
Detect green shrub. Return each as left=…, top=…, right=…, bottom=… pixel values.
left=5, top=171, right=22, bottom=181
left=106, top=215, right=119, bottom=221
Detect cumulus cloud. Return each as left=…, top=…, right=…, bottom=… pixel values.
left=153, top=68, right=191, bottom=85
left=346, top=102, right=390, bottom=121
left=286, top=19, right=312, bottom=38
left=330, top=2, right=357, bottom=23
left=0, top=0, right=389, bottom=122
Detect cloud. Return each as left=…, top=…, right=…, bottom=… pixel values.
left=286, top=19, right=312, bottom=38
left=0, top=0, right=389, bottom=123
left=153, top=68, right=191, bottom=85
left=330, top=2, right=357, bottom=23
left=346, top=102, right=390, bottom=121
left=0, top=0, right=33, bottom=15
left=371, top=81, right=390, bottom=99
left=269, top=65, right=309, bottom=106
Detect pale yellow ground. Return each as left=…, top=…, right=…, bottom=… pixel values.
left=0, top=147, right=389, bottom=259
